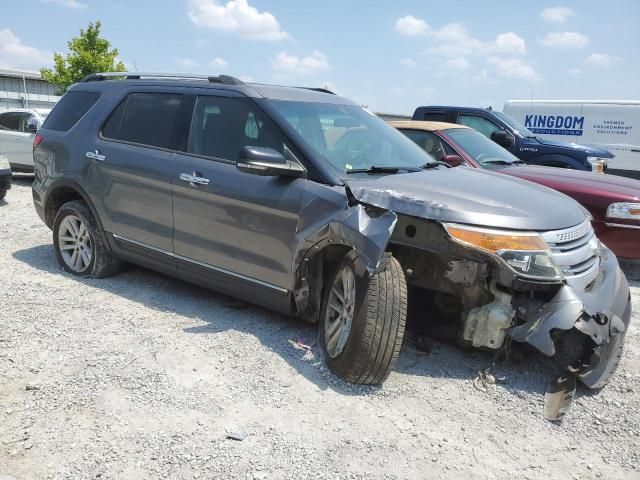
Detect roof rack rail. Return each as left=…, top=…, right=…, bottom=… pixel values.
left=79, top=72, right=245, bottom=85
left=301, top=87, right=335, bottom=95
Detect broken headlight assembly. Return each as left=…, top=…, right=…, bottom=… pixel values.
left=444, top=224, right=562, bottom=280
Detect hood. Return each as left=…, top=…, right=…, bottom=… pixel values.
left=344, top=167, right=587, bottom=231
left=529, top=137, right=613, bottom=158
left=501, top=165, right=640, bottom=202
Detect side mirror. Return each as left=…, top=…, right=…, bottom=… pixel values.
left=441, top=154, right=464, bottom=167
left=237, top=146, right=306, bottom=178
left=490, top=130, right=515, bottom=148
left=25, top=118, right=40, bottom=134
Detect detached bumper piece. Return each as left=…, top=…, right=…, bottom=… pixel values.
left=510, top=246, right=631, bottom=389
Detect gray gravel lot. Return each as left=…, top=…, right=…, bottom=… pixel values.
left=1, top=178, right=639, bottom=480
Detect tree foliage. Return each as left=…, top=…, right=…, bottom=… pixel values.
left=41, top=21, right=125, bottom=94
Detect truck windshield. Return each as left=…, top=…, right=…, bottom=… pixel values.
left=492, top=110, right=536, bottom=138
left=267, top=100, right=434, bottom=173
left=446, top=128, right=523, bottom=168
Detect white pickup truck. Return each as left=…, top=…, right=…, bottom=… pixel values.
left=0, top=108, right=50, bottom=172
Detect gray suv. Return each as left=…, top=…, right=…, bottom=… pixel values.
left=32, top=73, right=631, bottom=389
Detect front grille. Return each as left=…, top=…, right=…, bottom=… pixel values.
left=541, top=219, right=600, bottom=290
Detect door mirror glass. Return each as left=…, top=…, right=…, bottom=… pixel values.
left=441, top=154, right=464, bottom=167
left=25, top=117, right=40, bottom=134
left=237, top=146, right=306, bottom=178
left=490, top=130, right=515, bottom=148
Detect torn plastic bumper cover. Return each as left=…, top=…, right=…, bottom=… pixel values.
left=511, top=246, right=631, bottom=388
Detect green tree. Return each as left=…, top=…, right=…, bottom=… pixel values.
left=41, top=21, right=126, bottom=94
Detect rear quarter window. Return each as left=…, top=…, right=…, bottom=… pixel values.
left=42, top=91, right=100, bottom=131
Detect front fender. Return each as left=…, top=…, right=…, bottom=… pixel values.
left=291, top=182, right=398, bottom=320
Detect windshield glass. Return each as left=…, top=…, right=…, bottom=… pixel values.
left=267, top=100, right=434, bottom=173
left=492, top=110, right=535, bottom=137
left=445, top=128, right=522, bottom=167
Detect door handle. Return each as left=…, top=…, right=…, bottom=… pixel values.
left=86, top=150, right=106, bottom=161
left=180, top=173, right=210, bottom=185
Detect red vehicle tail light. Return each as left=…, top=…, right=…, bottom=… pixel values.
left=33, top=134, right=44, bottom=147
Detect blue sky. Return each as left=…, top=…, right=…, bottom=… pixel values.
left=1, top=0, right=639, bottom=113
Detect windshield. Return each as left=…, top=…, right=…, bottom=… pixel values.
left=445, top=128, right=522, bottom=167
left=267, top=100, right=434, bottom=173
left=492, top=110, right=535, bottom=137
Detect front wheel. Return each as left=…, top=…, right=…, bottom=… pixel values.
left=319, top=253, right=407, bottom=385
left=0, top=190, right=6, bottom=200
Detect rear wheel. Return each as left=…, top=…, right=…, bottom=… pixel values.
left=53, top=200, right=122, bottom=278
left=319, top=253, right=407, bottom=385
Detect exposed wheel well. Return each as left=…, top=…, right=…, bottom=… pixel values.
left=44, top=187, right=84, bottom=228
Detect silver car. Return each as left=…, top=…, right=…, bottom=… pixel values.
left=0, top=108, right=50, bottom=171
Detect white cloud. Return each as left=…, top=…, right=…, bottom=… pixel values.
left=584, top=53, right=622, bottom=68
left=209, top=57, right=228, bottom=69
left=41, top=0, right=88, bottom=8
left=443, top=56, right=471, bottom=71
left=567, top=67, right=582, bottom=75
left=540, top=7, right=575, bottom=24
left=176, top=57, right=200, bottom=68
left=188, top=0, right=289, bottom=41
left=400, top=58, right=417, bottom=67
left=425, top=23, right=526, bottom=57
left=487, top=57, right=540, bottom=81
left=239, top=74, right=255, bottom=82
left=272, top=51, right=330, bottom=76
left=493, top=32, right=526, bottom=55
left=539, top=32, right=589, bottom=48
left=0, top=29, right=51, bottom=69
left=394, top=15, right=429, bottom=36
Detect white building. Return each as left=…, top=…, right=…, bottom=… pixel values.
left=0, top=68, right=60, bottom=110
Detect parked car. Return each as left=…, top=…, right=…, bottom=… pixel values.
left=0, top=108, right=50, bottom=172
left=504, top=100, right=640, bottom=179
left=412, top=106, right=613, bottom=173
left=0, top=154, right=11, bottom=200
left=33, top=72, right=631, bottom=389
left=392, top=121, right=640, bottom=259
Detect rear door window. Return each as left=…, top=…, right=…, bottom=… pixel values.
left=102, top=93, right=183, bottom=149
left=0, top=112, right=21, bottom=131
left=43, top=91, right=100, bottom=131
left=421, top=111, right=447, bottom=121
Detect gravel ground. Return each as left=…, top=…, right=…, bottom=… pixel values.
left=1, top=178, right=639, bottom=480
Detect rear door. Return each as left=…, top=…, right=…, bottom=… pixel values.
left=0, top=112, right=33, bottom=168
left=89, top=90, right=185, bottom=255
left=170, top=91, right=307, bottom=295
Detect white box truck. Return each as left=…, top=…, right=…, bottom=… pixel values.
left=503, top=100, right=640, bottom=179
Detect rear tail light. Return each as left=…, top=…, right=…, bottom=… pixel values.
left=33, top=134, right=44, bottom=147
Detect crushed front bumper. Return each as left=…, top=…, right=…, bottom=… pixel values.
left=510, top=246, right=631, bottom=388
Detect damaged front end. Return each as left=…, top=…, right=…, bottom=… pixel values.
left=293, top=174, right=631, bottom=390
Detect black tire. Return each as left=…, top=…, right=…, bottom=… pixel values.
left=53, top=200, right=122, bottom=278
left=0, top=190, right=6, bottom=200
left=319, top=253, right=407, bottom=385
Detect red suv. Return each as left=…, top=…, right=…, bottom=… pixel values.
left=392, top=121, right=640, bottom=259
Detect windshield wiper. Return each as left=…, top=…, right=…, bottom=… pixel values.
left=345, top=165, right=421, bottom=174
left=481, top=159, right=515, bottom=166
left=422, top=161, right=451, bottom=169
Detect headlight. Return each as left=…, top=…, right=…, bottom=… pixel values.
left=606, top=202, right=640, bottom=220
left=444, top=224, right=562, bottom=280
left=586, top=156, right=607, bottom=173
left=0, top=155, right=9, bottom=170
